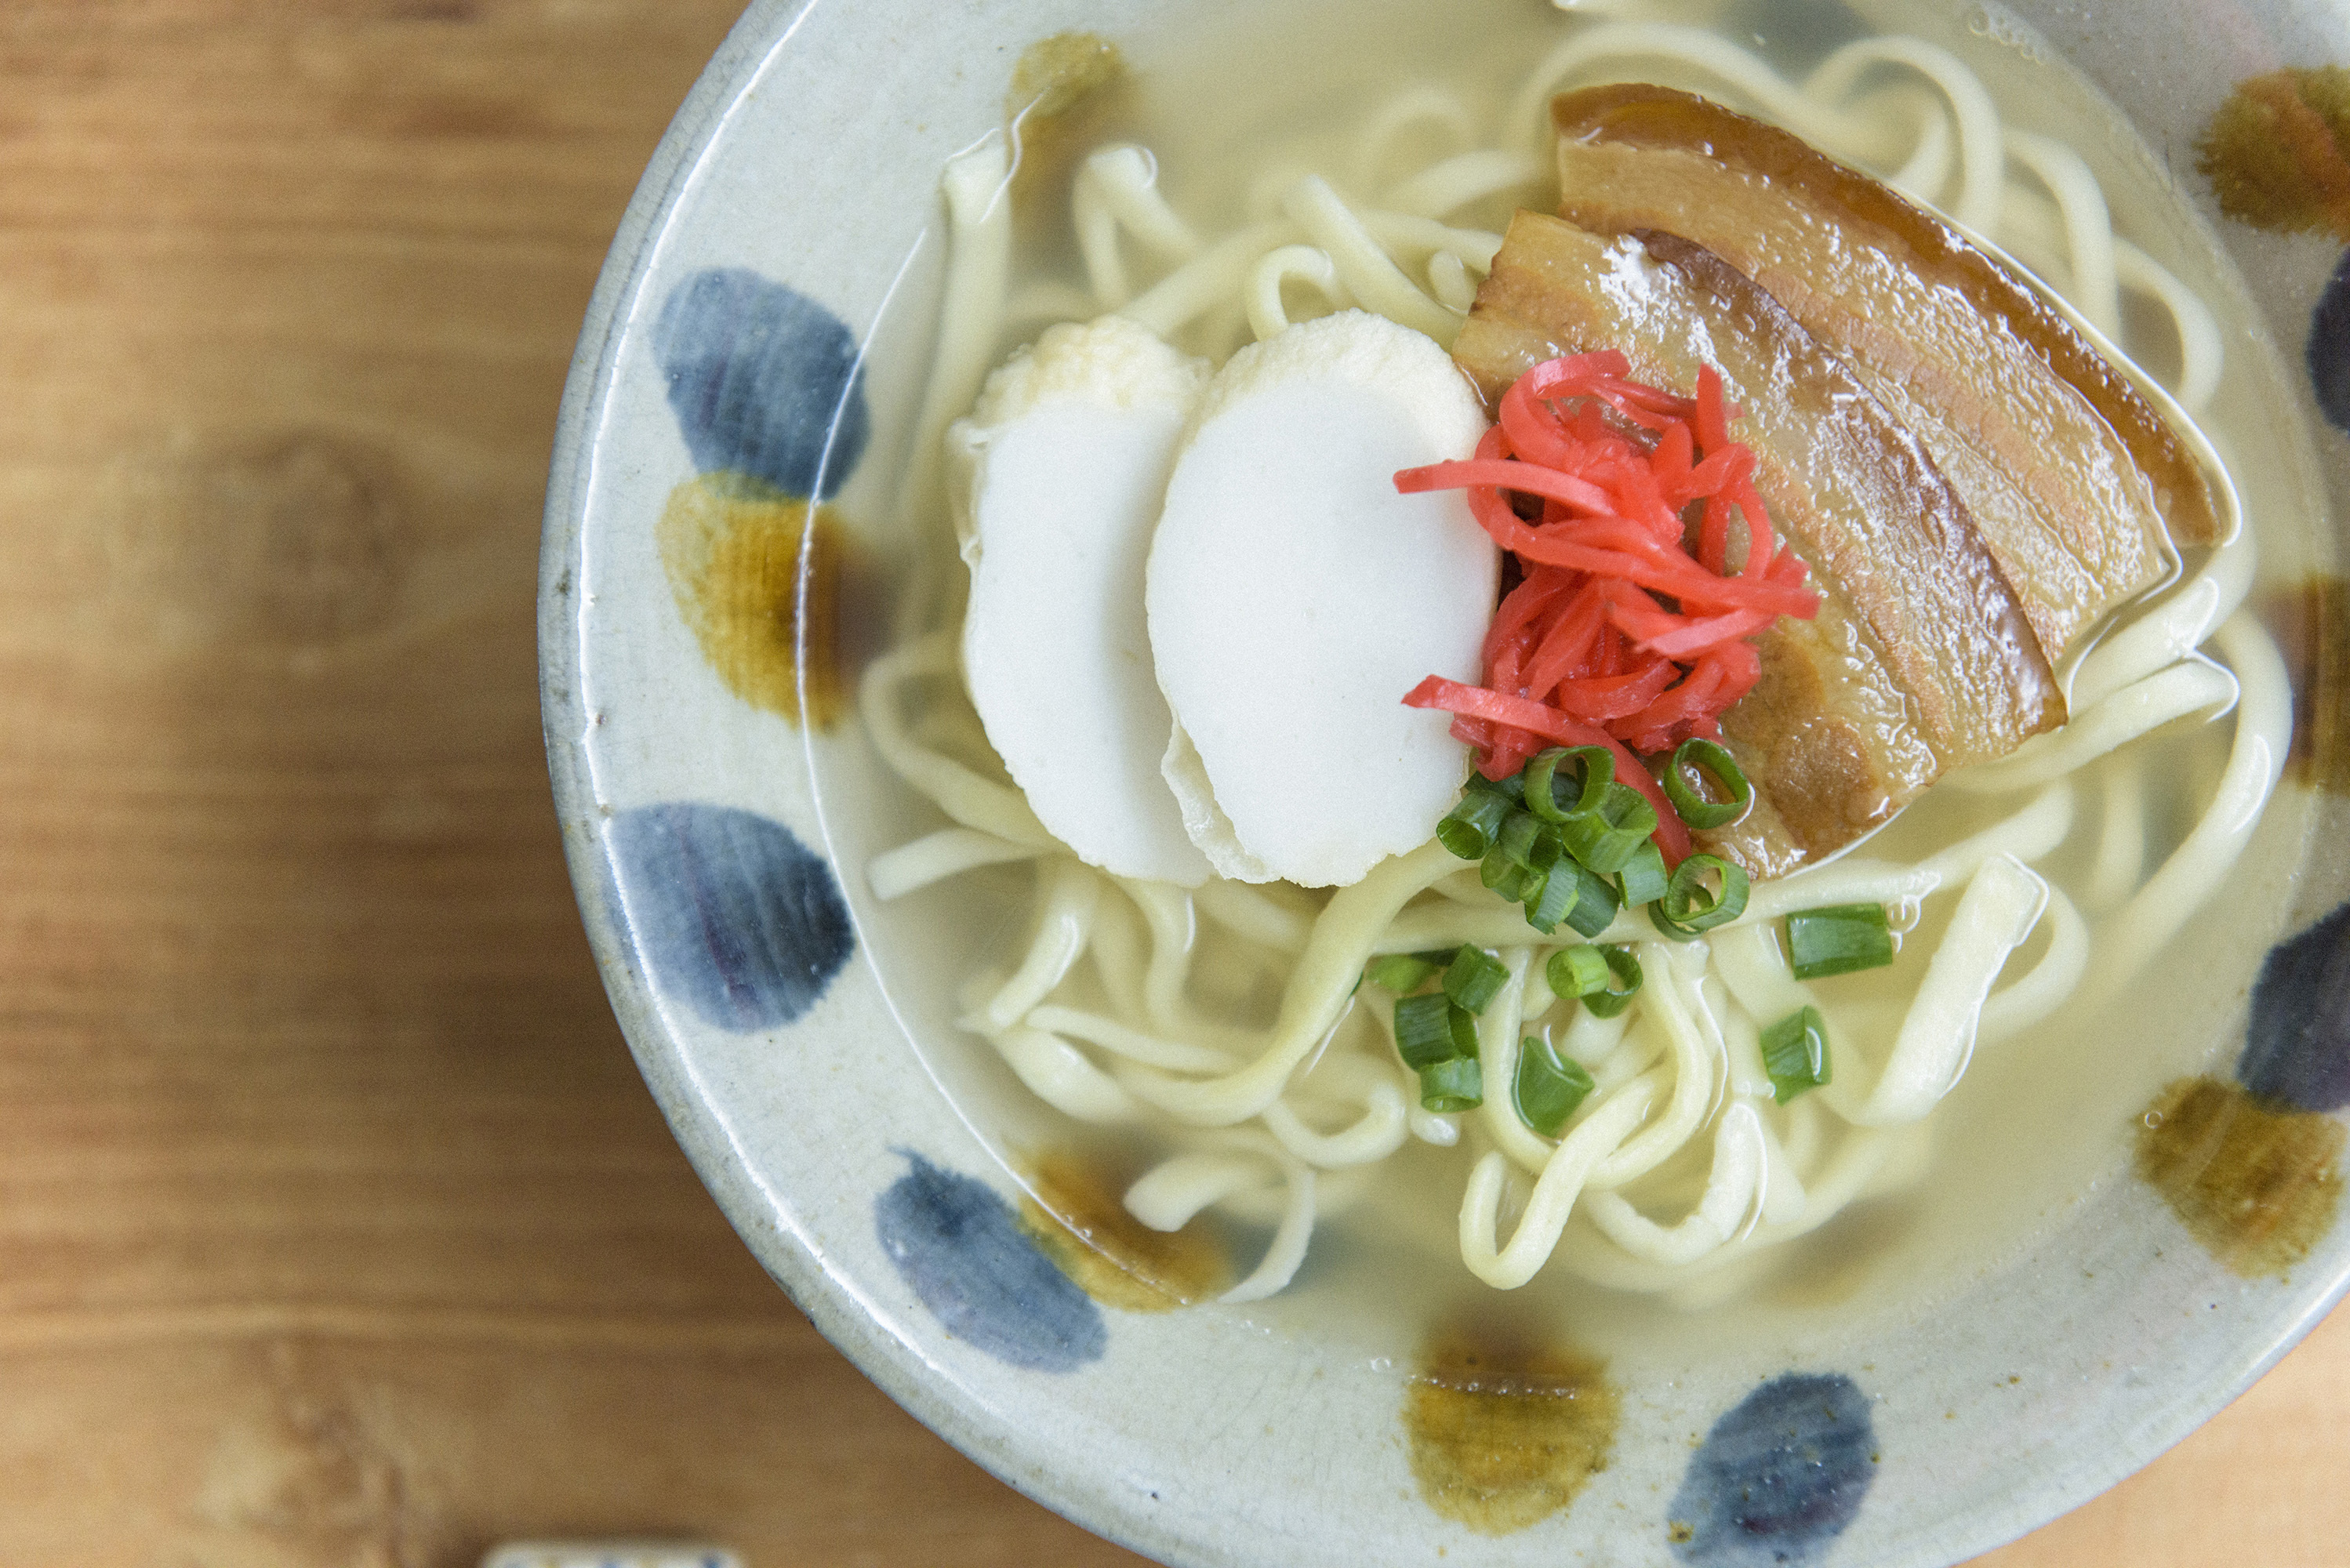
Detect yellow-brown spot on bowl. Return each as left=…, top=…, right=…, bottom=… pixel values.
left=1017, top=1150, right=1230, bottom=1311
left=2197, top=67, right=2350, bottom=239
left=1403, top=1323, right=1618, bottom=1536
left=656, top=471, right=866, bottom=728
left=2136, top=1076, right=2345, bottom=1279
left=2265, top=576, right=2350, bottom=793
left=1007, top=33, right=1135, bottom=242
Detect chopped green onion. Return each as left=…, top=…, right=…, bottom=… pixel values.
left=1365, top=949, right=1456, bottom=993
left=1467, top=770, right=1525, bottom=806
left=1520, top=866, right=1575, bottom=935
left=1437, top=789, right=1511, bottom=859
left=1418, top=1055, right=1484, bottom=1113
left=1520, top=860, right=1618, bottom=938
left=1559, top=861, right=1621, bottom=938
left=1521, top=747, right=1572, bottom=825
left=1545, top=944, right=1611, bottom=1000
left=1785, top=904, right=1896, bottom=979
left=1760, top=1005, right=1831, bottom=1103
left=1648, top=853, right=1750, bottom=938
left=1559, top=781, right=1658, bottom=874
left=1522, top=745, right=1613, bottom=823
left=1393, top=993, right=1460, bottom=1069
left=1513, top=1035, right=1595, bottom=1136
left=1575, top=945, right=1644, bottom=1018
left=1663, top=738, right=1754, bottom=829
left=1615, top=839, right=1669, bottom=908
left=1481, top=846, right=1541, bottom=902
left=1443, top=947, right=1510, bottom=1014
left=1497, top=809, right=1564, bottom=873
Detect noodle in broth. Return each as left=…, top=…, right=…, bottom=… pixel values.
left=859, top=4, right=2293, bottom=1307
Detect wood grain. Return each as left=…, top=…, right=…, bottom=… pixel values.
left=0, top=4, right=2335, bottom=1564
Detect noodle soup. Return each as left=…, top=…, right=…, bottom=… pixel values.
left=835, top=0, right=2328, bottom=1362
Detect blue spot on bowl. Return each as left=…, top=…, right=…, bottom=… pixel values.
left=608, top=802, right=853, bottom=1032
left=2239, top=898, right=2350, bottom=1112
left=875, top=1152, right=1107, bottom=1372
left=654, top=268, right=870, bottom=499
left=2311, top=249, right=2350, bottom=436
left=1669, top=1372, right=1876, bottom=1566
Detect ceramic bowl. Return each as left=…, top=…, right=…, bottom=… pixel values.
left=541, top=2, right=2350, bottom=1563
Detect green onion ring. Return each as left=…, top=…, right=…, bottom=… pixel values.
left=1560, top=781, right=1658, bottom=875
left=1522, top=745, right=1614, bottom=824
left=1582, top=945, right=1644, bottom=1018
left=1663, top=739, right=1755, bottom=830
left=1649, top=853, right=1750, bottom=937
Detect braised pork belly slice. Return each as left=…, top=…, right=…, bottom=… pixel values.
left=1549, top=82, right=2217, bottom=660
left=1451, top=215, right=2062, bottom=876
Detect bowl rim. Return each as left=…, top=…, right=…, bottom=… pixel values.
left=534, top=5, right=2350, bottom=1565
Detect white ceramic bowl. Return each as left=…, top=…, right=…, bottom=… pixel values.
left=541, top=3, right=2350, bottom=1563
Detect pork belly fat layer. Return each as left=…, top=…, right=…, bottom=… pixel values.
left=1550, top=82, right=2216, bottom=658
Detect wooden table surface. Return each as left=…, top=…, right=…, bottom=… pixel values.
left=1, top=4, right=2341, bottom=1563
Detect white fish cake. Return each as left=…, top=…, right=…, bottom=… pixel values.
left=952, top=316, right=1213, bottom=886
left=1146, top=310, right=1495, bottom=887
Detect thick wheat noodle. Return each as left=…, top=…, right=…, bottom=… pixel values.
left=1558, top=1002, right=1631, bottom=1069
left=1883, top=85, right=1954, bottom=201
left=2074, top=572, right=2227, bottom=708
left=1075, top=144, right=1200, bottom=309
left=1355, top=209, right=1505, bottom=269
left=1458, top=1072, right=1662, bottom=1287
left=2117, top=238, right=2225, bottom=412
left=1260, top=1083, right=1412, bottom=1167
left=1125, top=1134, right=1317, bottom=1300
left=1026, top=1005, right=1240, bottom=1073
left=1806, top=36, right=2007, bottom=232
left=2089, top=612, right=2290, bottom=993
left=1193, top=879, right=1313, bottom=953
left=1509, top=22, right=1884, bottom=165
left=1378, top=148, right=1545, bottom=220
left=1949, top=659, right=2239, bottom=793
left=2085, top=753, right=2147, bottom=911
left=979, top=1018, right=1141, bottom=1123
left=979, top=861, right=1100, bottom=1029
left=1557, top=1123, right=1912, bottom=1296
left=2003, top=129, right=2121, bottom=339
left=867, top=826, right=1040, bottom=899
left=1473, top=949, right=1558, bottom=1174
left=1590, top=1016, right=1667, bottom=1093
left=1121, top=220, right=1296, bottom=337
left=1834, top=855, right=2050, bottom=1126
left=1427, top=251, right=1479, bottom=311
left=1582, top=944, right=1720, bottom=1187
left=1247, top=245, right=1349, bottom=342
left=1280, top=175, right=1459, bottom=341
left=1978, top=884, right=2090, bottom=1044
left=898, top=136, right=1011, bottom=644
left=1754, top=1111, right=1807, bottom=1225
left=1583, top=1102, right=1766, bottom=1265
